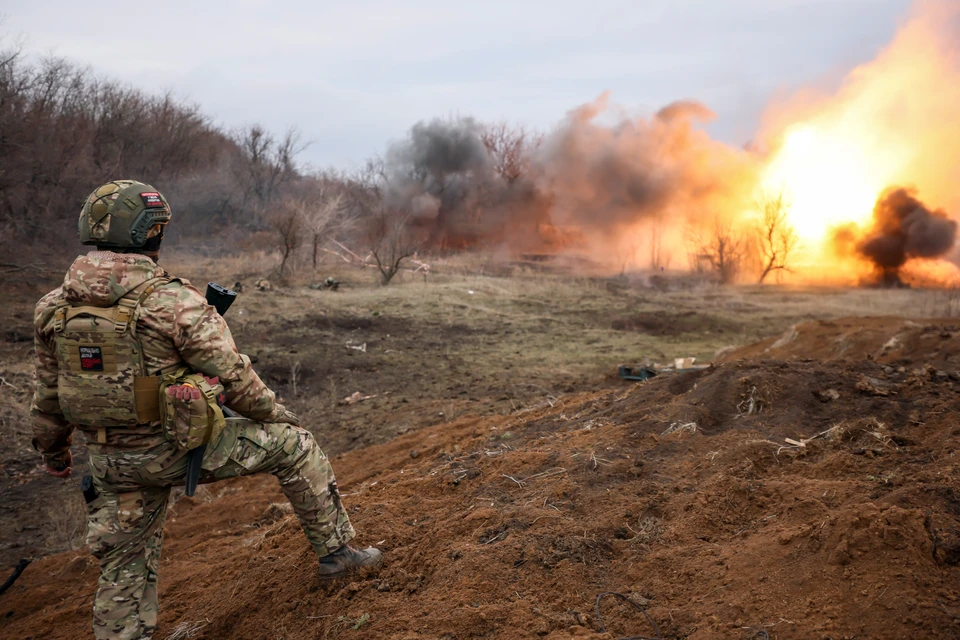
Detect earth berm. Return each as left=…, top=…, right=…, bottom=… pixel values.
left=3, top=318, right=960, bottom=639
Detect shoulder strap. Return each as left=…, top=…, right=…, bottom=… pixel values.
left=52, top=276, right=171, bottom=335
left=115, top=276, right=170, bottom=334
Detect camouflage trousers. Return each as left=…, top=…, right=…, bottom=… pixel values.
left=84, top=417, right=356, bottom=640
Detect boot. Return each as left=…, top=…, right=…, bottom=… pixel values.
left=318, top=545, right=383, bottom=579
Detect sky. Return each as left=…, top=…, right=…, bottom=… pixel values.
left=2, top=0, right=913, bottom=169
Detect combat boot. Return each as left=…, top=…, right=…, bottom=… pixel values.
left=318, top=545, right=383, bottom=579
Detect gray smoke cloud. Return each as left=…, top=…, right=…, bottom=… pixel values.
left=533, top=96, right=734, bottom=230
left=383, top=117, right=493, bottom=246
left=379, top=94, right=753, bottom=252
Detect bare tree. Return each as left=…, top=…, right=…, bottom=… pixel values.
left=687, top=220, right=747, bottom=284
left=755, top=192, right=798, bottom=284
left=366, top=207, right=421, bottom=285
left=305, top=188, right=348, bottom=268
left=234, top=125, right=305, bottom=211
left=0, top=45, right=253, bottom=248
left=269, top=198, right=306, bottom=276
left=480, top=122, right=541, bottom=185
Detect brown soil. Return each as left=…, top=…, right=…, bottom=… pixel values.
left=4, top=321, right=960, bottom=639
left=720, top=317, right=960, bottom=369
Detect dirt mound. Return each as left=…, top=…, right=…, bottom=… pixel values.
left=721, top=317, right=960, bottom=370
left=4, top=345, right=960, bottom=639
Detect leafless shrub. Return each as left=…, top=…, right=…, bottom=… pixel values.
left=755, top=191, right=798, bottom=283
left=268, top=198, right=306, bottom=276
left=480, top=122, right=541, bottom=185
left=366, top=208, right=423, bottom=285
left=686, top=220, right=747, bottom=284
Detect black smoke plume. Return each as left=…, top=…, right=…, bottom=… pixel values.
left=857, top=187, right=957, bottom=285
left=383, top=117, right=495, bottom=248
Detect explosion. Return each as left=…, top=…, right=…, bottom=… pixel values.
left=755, top=0, right=960, bottom=283
left=381, top=1, right=960, bottom=284
left=847, top=188, right=958, bottom=286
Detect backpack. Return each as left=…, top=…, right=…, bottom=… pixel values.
left=52, top=277, right=169, bottom=441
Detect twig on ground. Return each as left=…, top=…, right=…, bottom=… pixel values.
left=502, top=474, right=524, bottom=488
left=483, top=530, right=508, bottom=545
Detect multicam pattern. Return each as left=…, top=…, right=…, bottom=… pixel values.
left=87, top=419, right=355, bottom=639
left=79, top=180, right=169, bottom=246
left=82, top=181, right=126, bottom=242
left=87, top=485, right=166, bottom=640
left=32, top=251, right=352, bottom=640
left=32, top=251, right=297, bottom=455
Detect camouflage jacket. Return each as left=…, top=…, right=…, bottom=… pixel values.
left=32, top=251, right=296, bottom=463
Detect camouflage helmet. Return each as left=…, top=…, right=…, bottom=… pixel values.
left=79, top=180, right=171, bottom=248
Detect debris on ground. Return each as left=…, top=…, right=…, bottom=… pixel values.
left=340, top=391, right=379, bottom=405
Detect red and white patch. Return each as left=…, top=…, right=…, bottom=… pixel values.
left=79, top=346, right=104, bottom=372
left=140, top=192, right=166, bottom=209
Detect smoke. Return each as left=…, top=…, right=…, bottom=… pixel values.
left=381, top=93, right=754, bottom=258
left=375, top=1, right=960, bottom=279
left=533, top=94, right=753, bottom=239
left=383, top=117, right=493, bottom=234
left=854, top=187, right=957, bottom=284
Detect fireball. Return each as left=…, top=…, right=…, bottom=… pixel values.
left=760, top=123, right=907, bottom=247
left=753, top=1, right=960, bottom=278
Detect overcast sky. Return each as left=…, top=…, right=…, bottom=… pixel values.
left=3, top=0, right=912, bottom=168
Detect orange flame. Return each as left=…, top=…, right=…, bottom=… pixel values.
left=755, top=1, right=960, bottom=279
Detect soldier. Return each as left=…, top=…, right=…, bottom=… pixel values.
left=31, top=180, right=381, bottom=640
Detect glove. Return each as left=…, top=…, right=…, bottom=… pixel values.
left=44, top=450, right=72, bottom=478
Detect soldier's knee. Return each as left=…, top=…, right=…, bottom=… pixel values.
left=281, top=425, right=319, bottom=457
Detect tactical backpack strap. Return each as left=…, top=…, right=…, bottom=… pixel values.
left=52, top=300, right=72, bottom=334
left=116, top=276, right=170, bottom=335
left=122, top=276, right=171, bottom=424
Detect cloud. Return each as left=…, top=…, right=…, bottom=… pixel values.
left=2, top=0, right=912, bottom=165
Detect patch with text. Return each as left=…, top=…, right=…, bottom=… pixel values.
left=79, top=345, right=104, bottom=371
left=139, top=192, right=165, bottom=209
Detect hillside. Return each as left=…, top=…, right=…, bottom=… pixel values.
left=3, top=318, right=960, bottom=639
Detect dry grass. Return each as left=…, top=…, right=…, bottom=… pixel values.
left=166, top=248, right=960, bottom=372
left=44, top=494, right=87, bottom=553
left=164, top=620, right=209, bottom=640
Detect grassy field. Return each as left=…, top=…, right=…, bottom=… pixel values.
left=1, top=250, right=958, bottom=565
